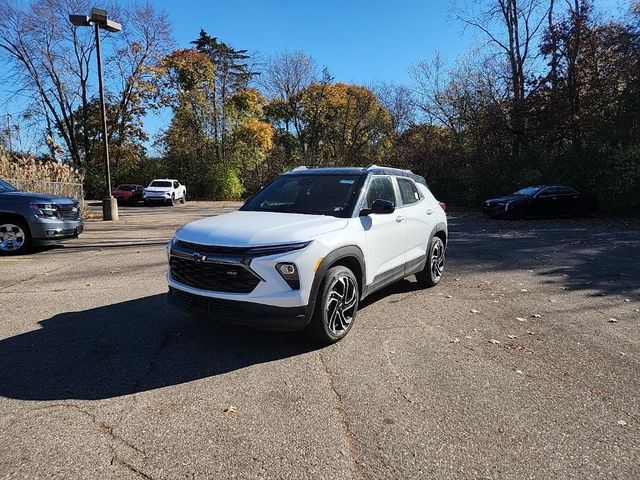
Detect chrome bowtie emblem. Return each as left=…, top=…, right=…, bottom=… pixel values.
left=191, top=253, right=206, bottom=263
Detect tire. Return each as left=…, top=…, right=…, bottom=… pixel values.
left=416, top=236, right=445, bottom=287
left=143, top=200, right=150, bottom=207
left=307, top=266, right=359, bottom=344
left=0, top=218, right=31, bottom=255
left=180, top=192, right=186, bottom=204
left=170, top=195, right=176, bottom=206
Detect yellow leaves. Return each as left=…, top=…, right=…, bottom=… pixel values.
left=234, top=118, right=274, bottom=152
left=230, top=88, right=267, bottom=117
left=156, top=49, right=215, bottom=92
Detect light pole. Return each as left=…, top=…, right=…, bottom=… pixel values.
left=70, top=8, right=121, bottom=221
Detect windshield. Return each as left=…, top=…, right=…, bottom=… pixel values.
left=514, top=186, right=542, bottom=196
left=149, top=181, right=172, bottom=188
left=0, top=179, right=18, bottom=192
left=241, top=174, right=362, bottom=217
left=115, top=185, right=136, bottom=191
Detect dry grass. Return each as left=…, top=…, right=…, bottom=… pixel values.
left=0, top=146, right=84, bottom=203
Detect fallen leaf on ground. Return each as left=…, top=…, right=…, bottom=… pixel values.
left=532, top=314, right=541, bottom=318
left=471, top=309, right=480, bottom=314
left=520, top=289, right=528, bottom=292
left=489, top=338, right=500, bottom=345
left=516, top=317, right=527, bottom=322
left=450, top=338, right=460, bottom=343
left=507, top=334, right=517, bottom=339
left=608, top=318, right=618, bottom=323
left=223, top=405, right=237, bottom=414
left=515, top=370, right=524, bottom=375
left=617, top=420, right=627, bottom=426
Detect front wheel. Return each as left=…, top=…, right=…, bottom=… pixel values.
left=169, top=195, right=176, bottom=206
left=308, top=266, right=359, bottom=344
left=416, top=236, right=445, bottom=287
left=180, top=193, right=186, bottom=204
left=0, top=219, right=31, bottom=255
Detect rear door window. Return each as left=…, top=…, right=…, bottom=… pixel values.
left=397, top=178, right=421, bottom=205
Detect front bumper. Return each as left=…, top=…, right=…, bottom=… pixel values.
left=482, top=203, right=508, bottom=217
left=30, top=218, right=84, bottom=244
left=167, top=287, right=310, bottom=331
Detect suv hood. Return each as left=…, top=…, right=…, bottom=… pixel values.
left=176, top=211, right=348, bottom=247
left=0, top=191, right=77, bottom=204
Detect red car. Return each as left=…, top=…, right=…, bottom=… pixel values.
left=112, top=184, right=144, bottom=204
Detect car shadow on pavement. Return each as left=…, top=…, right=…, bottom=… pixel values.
left=0, top=294, right=320, bottom=401
left=447, top=215, right=640, bottom=299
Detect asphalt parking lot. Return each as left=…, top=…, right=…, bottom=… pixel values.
left=1, top=203, right=639, bottom=479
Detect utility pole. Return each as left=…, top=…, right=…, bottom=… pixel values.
left=70, top=8, right=122, bottom=221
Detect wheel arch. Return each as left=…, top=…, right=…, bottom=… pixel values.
left=430, top=222, right=448, bottom=246
left=0, top=212, right=31, bottom=234
left=307, top=245, right=366, bottom=319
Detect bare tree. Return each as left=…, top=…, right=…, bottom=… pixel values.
left=370, top=81, right=415, bottom=133
left=0, top=0, right=172, bottom=167
left=261, top=50, right=317, bottom=137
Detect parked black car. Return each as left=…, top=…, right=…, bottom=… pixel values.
left=483, top=185, right=598, bottom=219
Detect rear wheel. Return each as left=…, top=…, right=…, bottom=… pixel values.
left=0, top=219, right=31, bottom=255
left=416, top=236, right=445, bottom=287
left=308, top=266, right=359, bottom=344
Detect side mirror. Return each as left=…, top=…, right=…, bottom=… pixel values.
left=360, top=199, right=395, bottom=216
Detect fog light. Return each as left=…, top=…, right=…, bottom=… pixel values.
left=276, top=262, right=300, bottom=290
left=278, top=264, right=296, bottom=275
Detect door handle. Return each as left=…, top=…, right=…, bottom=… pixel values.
left=395, top=215, right=405, bottom=223
left=426, top=209, right=434, bottom=215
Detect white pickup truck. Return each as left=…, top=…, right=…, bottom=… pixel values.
left=143, top=179, right=187, bottom=206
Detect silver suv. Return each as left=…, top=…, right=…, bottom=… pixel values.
left=0, top=179, right=83, bottom=255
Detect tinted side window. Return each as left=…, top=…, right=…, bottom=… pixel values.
left=555, top=186, right=576, bottom=195
left=173, top=181, right=179, bottom=188
left=397, top=178, right=420, bottom=205
left=538, top=187, right=557, bottom=196
left=364, top=176, right=395, bottom=209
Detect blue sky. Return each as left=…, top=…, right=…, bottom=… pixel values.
left=139, top=0, right=624, bottom=152
left=152, top=0, right=625, bottom=85
left=155, top=0, right=466, bottom=85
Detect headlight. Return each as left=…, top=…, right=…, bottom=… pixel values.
left=167, top=237, right=177, bottom=261
left=31, top=203, right=59, bottom=219
left=276, top=262, right=300, bottom=290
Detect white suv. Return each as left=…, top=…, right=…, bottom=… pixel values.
left=144, top=179, right=186, bottom=206
left=167, top=166, right=447, bottom=343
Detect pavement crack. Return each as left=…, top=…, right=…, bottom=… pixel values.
left=318, top=351, right=363, bottom=477
left=131, top=324, right=192, bottom=393
left=111, top=454, right=154, bottom=479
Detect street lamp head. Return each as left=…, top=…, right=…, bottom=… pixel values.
left=69, top=14, right=91, bottom=27
left=104, top=19, right=122, bottom=33
left=70, top=8, right=122, bottom=32
left=90, top=8, right=108, bottom=23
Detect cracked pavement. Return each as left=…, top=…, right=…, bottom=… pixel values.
left=1, top=202, right=639, bottom=479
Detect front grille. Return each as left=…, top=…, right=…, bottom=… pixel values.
left=170, top=256, right=260, bottom=293
left=56, top=204, right=81, bottom=221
